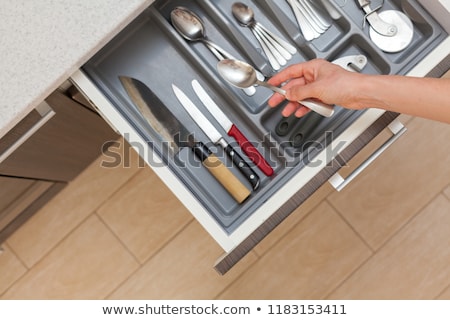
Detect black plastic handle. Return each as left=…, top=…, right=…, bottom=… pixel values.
left=225, top=144, right=260, bottom=190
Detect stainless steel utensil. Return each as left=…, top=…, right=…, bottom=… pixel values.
left=172, top=84, right=260, bottom=190
left=192, top=80, right=274, bottom=176
left=232, top=2, right=297, bottom=70
left=170, top=6, right=257, bottom=96
left=120, top=76, right=251, bottom=203
left=217, top=59, right=335, bottom=118
left=357, top=0, right=414, bottom=53
left=170, top=7, right=236, bottom=60
left=286, top=0, right=331, bottom=40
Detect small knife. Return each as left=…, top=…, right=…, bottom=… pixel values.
left=192, top=80, right=274, bottom=177
left=119, top=76, right=251, bottom=203
left=172, top=84, right=260, bottom=190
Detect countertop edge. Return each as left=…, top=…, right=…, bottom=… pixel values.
left=0, top=0, right=154, bottom=139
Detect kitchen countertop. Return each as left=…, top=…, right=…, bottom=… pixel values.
left=0, top=0, right=153, bottom=138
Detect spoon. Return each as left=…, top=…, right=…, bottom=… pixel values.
left=170, top=7, right=237, bottom=61
left=217, top=59, right=334, bottom=118
left=232, top=2, right=297, bottom=70
left=171, top=7, right=263, bottom=96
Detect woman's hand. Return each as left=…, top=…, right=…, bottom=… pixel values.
left=267, top=59, right=364, bottom=117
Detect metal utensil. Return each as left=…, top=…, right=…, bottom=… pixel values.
left=119, top=76, right=251, bottom=203
left=192, top=80, right=274, bottom=176
left=299, top=0, right=331, bottom=32
left=217, top=59, right=335, bottom=117
left=170, top=7, right=236, bottom=61
left=286, top=0, right=331, bottom=40
left=170, top=6, right=261, bottom=96
left=318, top=0, right=342, bottom=20
left=232, top=2, right=297, bottom=70
left=172, top=84, right=260, bottom=190
left=356, top=0, right=414, bottom=53
left=286, top=0, right=318, bottom=41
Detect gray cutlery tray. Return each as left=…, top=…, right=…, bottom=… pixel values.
left=82, top=0, right=446, bottom=234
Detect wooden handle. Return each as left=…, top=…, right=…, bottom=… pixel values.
left=203, top=154, right=251, bottom=203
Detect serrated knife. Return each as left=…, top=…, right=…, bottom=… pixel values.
left=172, top=84, right=260, bottom=190
left=119, top=76, right=251, bottom=203
left=192, top=80, right=274, bottom=176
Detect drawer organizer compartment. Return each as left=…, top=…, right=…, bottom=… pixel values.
left=82, top=0, right=446, bottom=235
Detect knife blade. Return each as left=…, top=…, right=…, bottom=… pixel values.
left=172, top=84, right=260, bottom=190
left=119, top=76, right=251, bottom=203
left=192, top=80, right=274, bottom=177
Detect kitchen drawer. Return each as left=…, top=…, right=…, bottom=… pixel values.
left=71, top=0, right=450, bottom=274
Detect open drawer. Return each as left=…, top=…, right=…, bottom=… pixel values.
left=71, top=0, right=450, bottom=274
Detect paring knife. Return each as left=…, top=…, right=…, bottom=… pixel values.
left=119, top=76, right=251, bottom=203
left=172, top=84, right=260, bottom=190
left=192, top=80, right=274, bottom=177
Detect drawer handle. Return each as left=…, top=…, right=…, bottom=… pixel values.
left=328, top=119, right=407, bottom=192
left=0, top=102, right=55, bottom=164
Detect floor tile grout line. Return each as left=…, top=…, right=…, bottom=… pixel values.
left=325, top=199, right=376, bottom=253
left=323, top=253, right=375, bottom=300
left=324, top=192, right=448, bottom=300
left=3, top=242, right=29, bottom=271
left=434, top=284, right=450, bottom=300
left=321, top=198, right=377, bottom=299
left=214, top=197, right=333, bottom=299
left=366, top=191, right=446, bottom=253
left=443, top=184, right=450, bottom=201
left=103, top=218, right=195, bottom=300
left=94, top=212, right=141, bottom=266
left=252, top=196, right=332, bottom=257
left=89, top=167, right=146, bottom=215
left=0, top=212, right=97, bottom=298
left=213, top=254, right=262, bottom=299
left=0, top=244, right=29, bottom=298
left=4, top=159, right=143, bottom=270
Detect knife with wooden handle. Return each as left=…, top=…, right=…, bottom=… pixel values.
left=119, top=76, right=251, bottom=203
left=192, top=80, right=274, bottom=176
left=173, top=84, right=260, bottom=190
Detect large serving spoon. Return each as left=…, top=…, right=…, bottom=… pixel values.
left=217, top=59, right=334, bottom=117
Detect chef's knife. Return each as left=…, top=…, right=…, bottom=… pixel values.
left=172, top=84, right=260, bottom=190
left=192, top=80, right=274, bottom=177
left=119, top=76, right=251, bottom=203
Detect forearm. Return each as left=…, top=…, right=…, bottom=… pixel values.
left=354, top=74, right=450, bottom=123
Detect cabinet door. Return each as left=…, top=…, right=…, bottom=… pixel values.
left=0, top=176, right=65, bottom=243
left=0, top=91, right=117, bottom=181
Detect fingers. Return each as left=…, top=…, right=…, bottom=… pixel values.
left=268, top=78, right=307, bottom=108
left=281, top=102, right=300, bottom=117
left=281, top=102, right=311, bottom=118
left=294, top=106, right=311, bottom=118
left=268, top=92, right=285, bottom=108
left=267, top=63, right=310, bottom=87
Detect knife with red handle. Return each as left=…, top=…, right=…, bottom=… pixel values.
left=192, top=80, right=274, bottom=176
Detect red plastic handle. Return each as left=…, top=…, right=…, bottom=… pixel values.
left=228, top=124, right=274, bottom=176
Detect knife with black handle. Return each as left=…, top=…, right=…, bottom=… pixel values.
left=192, top=80, right=274, bottom=177
left=172, top=84, right=260, bottom=190
left=119, top=76, right=251, bottom=203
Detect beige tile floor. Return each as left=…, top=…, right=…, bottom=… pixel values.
left=1, top=116, right=450, bottom=300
